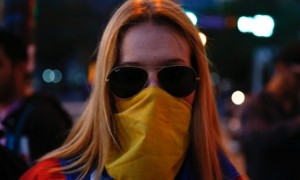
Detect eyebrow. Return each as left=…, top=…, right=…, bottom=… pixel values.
left=118, top=58, right=187, bottom=67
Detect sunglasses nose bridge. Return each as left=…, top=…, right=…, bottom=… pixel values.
left=146, top=69, right=160, bottom=87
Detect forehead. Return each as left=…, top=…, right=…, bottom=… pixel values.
left=119, top=22, right=191, bottom=67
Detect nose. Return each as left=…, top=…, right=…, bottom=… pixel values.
left=147, top=70, right=159, bottom=87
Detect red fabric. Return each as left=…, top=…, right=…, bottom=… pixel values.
left=235, top=176, right=246, bottom=180
left=20, top=159, right=65, bottom=180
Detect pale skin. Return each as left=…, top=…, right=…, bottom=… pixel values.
left=116, top=22, right=195, bottom=105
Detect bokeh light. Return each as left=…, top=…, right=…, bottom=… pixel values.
left=231, top=90, right=245, bottom=105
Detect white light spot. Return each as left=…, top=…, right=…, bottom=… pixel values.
left=185, top=11, right=198, bottom=25
left=237, top=15, right=275, bottom=37
left=231, top=90, right=245, bottom=105
left=199, top=32, right=207, bottom=45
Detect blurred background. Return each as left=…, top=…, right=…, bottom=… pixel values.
left=1, top=0, right=299, bottom=100
left=1, top=0, right=300, bottom=173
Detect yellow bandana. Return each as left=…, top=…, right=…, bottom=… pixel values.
left=105, top=87, right=192, bottom=180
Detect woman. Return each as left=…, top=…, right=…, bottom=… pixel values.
left=21, top=0, right=244, bottom=179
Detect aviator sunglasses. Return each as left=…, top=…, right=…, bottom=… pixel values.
left=107, top=65, right=199, bottom=98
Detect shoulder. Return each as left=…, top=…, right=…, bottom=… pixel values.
left=20, top=159, right=65, bottom=180
left=25, top=92, right=65, bottom=113
left=24, top=92, right=72, bottom=125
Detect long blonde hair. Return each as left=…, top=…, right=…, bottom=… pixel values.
left=42, top=0, right=227, bottom=179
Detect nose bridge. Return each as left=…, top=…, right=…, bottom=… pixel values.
left=147, top=69, right=159, bottom=87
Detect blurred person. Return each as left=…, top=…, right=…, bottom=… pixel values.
left=240, top=41, right=300, bottom=180
left=0, top=28, right=73, bottom=165
left=21, top=0, right=245, bottom=179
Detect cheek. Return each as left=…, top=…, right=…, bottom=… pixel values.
left=183, top=91, right=195, bottom=106
left=113, top=95, right=122, bottom=103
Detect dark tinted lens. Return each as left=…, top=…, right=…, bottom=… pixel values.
left=158, top=66, right=197, bottom=97
left=108, top=67, right=148, bottom=98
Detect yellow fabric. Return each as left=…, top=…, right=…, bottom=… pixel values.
left=105, top=87, right=192, bottom=180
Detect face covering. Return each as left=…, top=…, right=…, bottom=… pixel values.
left=105, top=87, right=192, bottom=180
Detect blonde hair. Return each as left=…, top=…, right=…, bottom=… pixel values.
left=42, top=0, right=228, bottom=179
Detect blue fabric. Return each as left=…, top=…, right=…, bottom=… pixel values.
left=60, top=159, right=91, bottom=180
left=59, top=151, right=241, bottom=180
left=60, top=159, right=113, bottom=180
left=175, top=151, right=241, bottom=180
left=175, top=152, right=194, bottom=180
left=218, top=151, right=241, bottom=180
left=6, top=102, right=34, bottom=153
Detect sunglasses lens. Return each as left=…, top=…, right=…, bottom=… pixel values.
left=158, top=66, right=197, bottom=97
left=108, top=67, right=147, bottom=98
